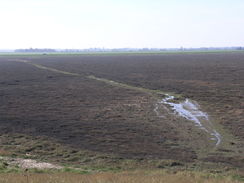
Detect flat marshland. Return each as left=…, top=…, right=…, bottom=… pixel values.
left=0, top=52, right=243, bottom=182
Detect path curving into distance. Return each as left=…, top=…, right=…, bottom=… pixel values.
left=13, top=59, right=222, bottom=146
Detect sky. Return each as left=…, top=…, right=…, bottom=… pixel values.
left=0, top=0, right=244, bottom=49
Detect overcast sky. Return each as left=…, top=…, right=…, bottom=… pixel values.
left=0, top=0, right=244, bottom=49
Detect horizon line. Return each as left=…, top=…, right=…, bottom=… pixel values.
left=1, top=46, right=244, bottom=51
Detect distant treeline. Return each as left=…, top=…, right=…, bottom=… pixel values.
left=15, top=48, right=56, bottom=53
left=14, top=47, right=244, bottom=53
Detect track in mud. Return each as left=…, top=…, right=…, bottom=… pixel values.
left=13, top=59, right=222, bottom=147
left=155, top=95, right=221, bottom=146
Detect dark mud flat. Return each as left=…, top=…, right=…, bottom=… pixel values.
left=0, top=52, right=243, bottom=169
left=0, top=58, right=197, bottom=162
left=29, top=53, right=243, bottom=139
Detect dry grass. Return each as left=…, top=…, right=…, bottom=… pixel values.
left=0, top=170, right=242, bottom=183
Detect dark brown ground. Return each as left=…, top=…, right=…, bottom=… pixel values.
left=0, top=52, right=243, bottom=169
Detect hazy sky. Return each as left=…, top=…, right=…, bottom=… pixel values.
left=0, top=0, right=244, bottom=49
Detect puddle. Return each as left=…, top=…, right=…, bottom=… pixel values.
left=155, top=94, right=222, bottom=146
